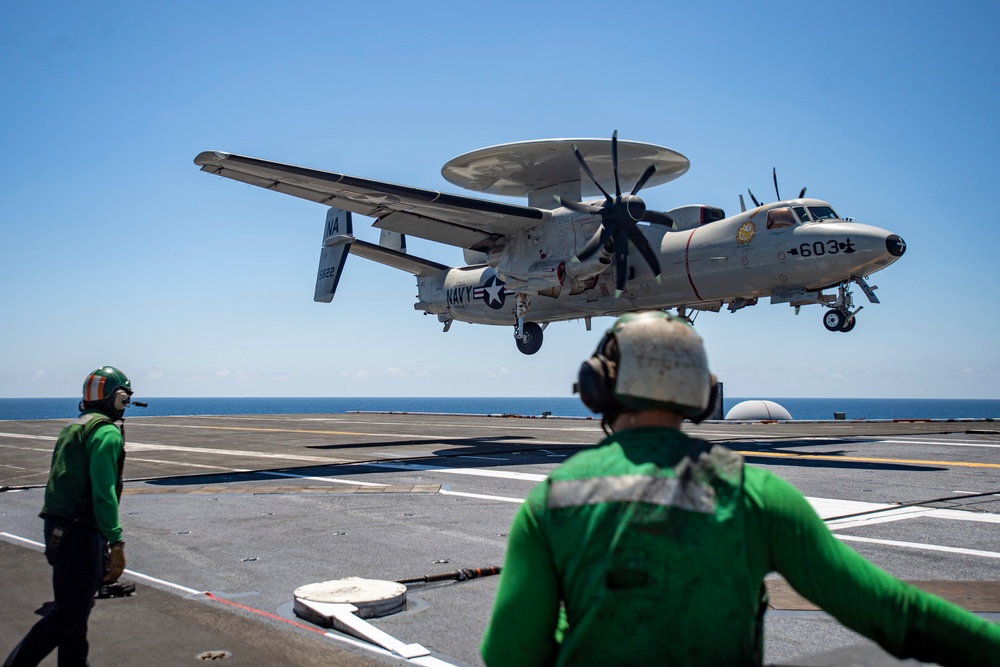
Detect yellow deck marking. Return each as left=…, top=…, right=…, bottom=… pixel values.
left=738, top=449, right=1000, bottom=469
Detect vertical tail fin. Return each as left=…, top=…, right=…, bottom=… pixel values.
left=379, top=229, right=406, bottom=253
left=314, top=209, right=353, bottom=303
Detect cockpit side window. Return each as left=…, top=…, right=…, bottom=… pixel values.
left=766, top=207, right=797, bottom=229
left=792, top=206, right=809, bottom=223
left=807, top=205, right=839, bottom=220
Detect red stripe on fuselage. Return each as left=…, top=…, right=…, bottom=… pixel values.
left=684, top=229, right=703, bottom=301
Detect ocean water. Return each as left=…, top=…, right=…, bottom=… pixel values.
left=1, top=397, right=998, bottom=422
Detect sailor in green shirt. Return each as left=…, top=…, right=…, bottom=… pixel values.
left=4, top=367, right=134, bottom=667
left=481, top=312, right=1000, bottom=666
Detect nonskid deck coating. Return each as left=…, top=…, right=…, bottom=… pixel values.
left=2, top=413, right=999, bottom=666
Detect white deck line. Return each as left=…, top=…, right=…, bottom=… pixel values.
left=0, top=532, right=460, bottom=666
left=367, top=461, right=547, bottom=482
left=836, top=534, right=1000, bottom=560
left=878, top=438, right=1000, bottom=449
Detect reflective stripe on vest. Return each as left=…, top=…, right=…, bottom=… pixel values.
left=74, top=413, right=103, bottom=427
left=548, top=474, right=716, bottom=514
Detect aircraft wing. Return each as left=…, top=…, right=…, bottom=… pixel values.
left=194, top=151, right=549, bottom=252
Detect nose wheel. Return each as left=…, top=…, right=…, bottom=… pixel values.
left=823, top=308, right=856, bottom=332
left=822, top=281, right=862, bottom=333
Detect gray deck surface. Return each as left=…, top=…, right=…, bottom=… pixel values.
left=2, top=413, right=998, bottom=665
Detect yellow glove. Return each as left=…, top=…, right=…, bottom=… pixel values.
left=104, top=541, right=126, bottom=583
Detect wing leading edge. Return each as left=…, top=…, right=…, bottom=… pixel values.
left=194, top=151, right=549, bottom=251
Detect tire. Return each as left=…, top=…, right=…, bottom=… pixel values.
left=839, top=316, right=857, bottom=332
left=516, top=322, right=543, bottom=355
left=823, top=310, right=846, bottom=332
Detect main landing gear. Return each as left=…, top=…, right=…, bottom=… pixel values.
left=513, top=293, right=545, bottom=354
left=516, top=321, right=544, bottom=354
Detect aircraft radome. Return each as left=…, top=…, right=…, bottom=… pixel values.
left=194, top=132, right=906, bottom=354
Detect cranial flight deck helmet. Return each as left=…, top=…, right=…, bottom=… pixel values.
left=575, top=311, right=718, bottom=425
left=82, top=366, right=133, bottom=414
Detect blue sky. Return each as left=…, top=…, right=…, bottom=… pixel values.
left=1, top=1, right=998, bottom=400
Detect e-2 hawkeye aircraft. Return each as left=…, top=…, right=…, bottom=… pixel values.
left=194, top=132, right=906, bottom=354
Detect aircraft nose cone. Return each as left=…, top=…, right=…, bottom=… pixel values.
left=886, top=234, right=906, bottom=257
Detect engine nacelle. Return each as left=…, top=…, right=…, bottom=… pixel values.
left=525, top=261, right=565, bottom=290
left=493, top=260, right=566, bottom=297
left=564, top=244, right=613, bottom=282
left=666, top=205, right=725, bottom=231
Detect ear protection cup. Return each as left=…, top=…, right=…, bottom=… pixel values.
left=111, top=389, right=130, bottom=412
left=576, top=356, right=615, bottom=414
left=575, top=333, right=621, bottom=415
left=688, top=375, right=719, bottom=424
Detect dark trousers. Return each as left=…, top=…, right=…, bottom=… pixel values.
left=3, top=519, right=105, bottom=667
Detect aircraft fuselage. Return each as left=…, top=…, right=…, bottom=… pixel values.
left=415, top=198, right=905, bottom=327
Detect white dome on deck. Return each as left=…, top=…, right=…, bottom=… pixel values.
left=725, top=400, right=793, bottom=421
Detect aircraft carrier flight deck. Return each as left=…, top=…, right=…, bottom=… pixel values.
left=2, top=413, right=998, bottom=666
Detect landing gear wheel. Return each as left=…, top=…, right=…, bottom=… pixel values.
left=838, top=315, right=856, bottom=332
left=823, top=309, right=846, bottom=332
left=516, top=322, right=543, bottom=355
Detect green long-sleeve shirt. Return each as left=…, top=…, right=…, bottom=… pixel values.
left=481, top=427, right=1000, bottom=666
left=42, top=410, right=125, bottom=543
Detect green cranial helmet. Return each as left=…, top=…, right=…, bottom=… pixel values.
left=609, top=311, right=713, bottom=418
left=82, top=366, right=132, bottom=403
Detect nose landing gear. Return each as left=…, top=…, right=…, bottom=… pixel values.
left=822, top=280, right=862, bottom=332
left=823, top=308, right=856, bottom=332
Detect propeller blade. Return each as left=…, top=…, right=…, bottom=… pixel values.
left=613, top=226, right=630, bottom=294
left=640, top=210, right=673, bottom=227
left=627, top=223, right=662, bottom=279
left=747, top=189, right=761, bottom=207
left=556, top=196, right=602, bottom=215
left=739, top=194, right=747, bottom=213
left=576, top=225, right=610, bottom=261
left=798, top=187, right=807, bottom=198
left=572, top=143, right=612, bottom=202
left=630, top=164, right=657, bottom=196
left=773, top=167, right=781, bottom=201
left=612, top=131, right=621, bottom=199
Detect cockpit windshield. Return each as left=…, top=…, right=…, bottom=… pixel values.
left=807, top=205, right=839, bottom=221
left=766, top=207, right=797, bottom=229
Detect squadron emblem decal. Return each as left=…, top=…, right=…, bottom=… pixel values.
left=736, top=221, right=756, bottom=245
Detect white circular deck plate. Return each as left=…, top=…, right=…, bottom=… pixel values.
left=294, top=577, right=407, bottom=619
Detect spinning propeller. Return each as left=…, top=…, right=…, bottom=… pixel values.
left=560, top=131, right=671, bottom=296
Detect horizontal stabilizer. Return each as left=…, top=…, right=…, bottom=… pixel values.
left=350, top=239, right=449, bottom=277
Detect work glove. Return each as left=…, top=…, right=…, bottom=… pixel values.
left=104, top=541, right=126, bottom=583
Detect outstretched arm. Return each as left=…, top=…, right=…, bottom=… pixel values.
left=748, top=468, right=1000, bottom=665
